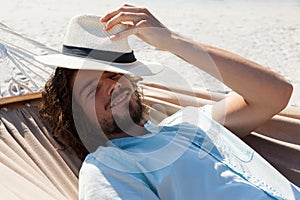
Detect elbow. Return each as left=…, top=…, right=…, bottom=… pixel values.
left=272, top=81, right=293, bottom=113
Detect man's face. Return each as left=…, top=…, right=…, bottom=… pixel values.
left=71, top=70, right=143, bottom=139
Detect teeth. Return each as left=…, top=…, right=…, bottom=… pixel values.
left=112, top=93, right=128, bottom=107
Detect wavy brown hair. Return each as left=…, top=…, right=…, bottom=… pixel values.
left=40, top=67, right=89, bottom=161
left=39, top=67, right=146, bottom=162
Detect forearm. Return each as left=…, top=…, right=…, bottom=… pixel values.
left=159, top=32, right=293, bottom=136
left=162, top=32, right=292, bottom=113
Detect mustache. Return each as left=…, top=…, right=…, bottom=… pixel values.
left=104, top=87, right=132, bottom=110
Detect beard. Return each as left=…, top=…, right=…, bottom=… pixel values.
left=98, top=89, right=144, bottom=137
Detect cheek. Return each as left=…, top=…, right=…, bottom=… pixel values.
left=80, top=97, right=101, bottom=126
left=94, top=94, right=110, bottom=121
left=94, top=92, right=107, bottom=112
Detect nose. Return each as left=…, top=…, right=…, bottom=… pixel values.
left=106, top=79, right=121, bottom=96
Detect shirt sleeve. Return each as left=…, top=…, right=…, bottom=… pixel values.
left=79, top=155, right=159, bottom=200
left=198, top=104, right=213, bottom=119
left=157, top=105, right=213, bottom=128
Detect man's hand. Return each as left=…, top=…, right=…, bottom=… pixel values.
left=100, top=4, right=172, bottom=50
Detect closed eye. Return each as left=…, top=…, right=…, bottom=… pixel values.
left=87, top=85, right=101, bottom=98
left=86, top=88, right=95, bottom=98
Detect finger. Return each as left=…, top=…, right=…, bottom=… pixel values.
left=100, top=5, right=139, bottom=22
left=105, top=12, right=147, bottom=31
left=109, top=26, right=138, bottom=41
left=100, top=9, right=121, bottom=22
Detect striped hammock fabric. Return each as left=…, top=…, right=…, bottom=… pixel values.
left=0, top=22, right=56, bottom=97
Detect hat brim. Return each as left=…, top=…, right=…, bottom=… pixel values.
left=34, top=54, right=164, bottom=76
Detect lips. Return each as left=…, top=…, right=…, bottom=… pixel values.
left=102, top=89, right=131, bottom=111
left=110, top=91, right=130, bottom=108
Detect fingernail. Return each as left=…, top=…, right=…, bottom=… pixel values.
left=104, top=24, right=108, bottom=31
left=109, top=35, right=117, bottom=41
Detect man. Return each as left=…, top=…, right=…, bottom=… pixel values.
left=37, top=4, right=299, bottom=200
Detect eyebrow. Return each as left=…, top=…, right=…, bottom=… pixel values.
left=79, top=78, right=97, bottom=97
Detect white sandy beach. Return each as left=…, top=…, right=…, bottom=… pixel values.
left=0, top=0, right=299, bottom=106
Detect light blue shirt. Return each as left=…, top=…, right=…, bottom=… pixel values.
left=79, top=106, right=300, bottom=200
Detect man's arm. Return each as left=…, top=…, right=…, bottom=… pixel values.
left=167, top=40, right=293, bottom=137
left=101, top=4, right=293, bottom=137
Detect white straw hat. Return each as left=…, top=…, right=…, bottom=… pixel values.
left=34, top=14, right=163, bottom=76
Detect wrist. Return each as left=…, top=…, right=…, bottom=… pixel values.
left=159, top=32, right=193, bottom=55
left=153, top=29, right=182, bottom=51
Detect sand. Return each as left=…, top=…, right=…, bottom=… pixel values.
left=0, top=0, right=299, bottom=106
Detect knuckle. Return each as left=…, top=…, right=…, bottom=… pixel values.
left=119, top=12, right=126, bottom=17
left=139, top=13, right=148, bottom=19
left=140, top=7, right=148, bottom=13
left=121, top=3, right=134, bottom=9
left=119, top=6, right=126, bottom=12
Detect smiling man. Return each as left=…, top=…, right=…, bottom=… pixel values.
left=71, top=70, right=147, bottom=140
left=37, top=4, right=299, bottom=200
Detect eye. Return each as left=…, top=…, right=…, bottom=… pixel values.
left=87, top=85, right=101, bottom=98
left=86, top=88, right=95, bottom=98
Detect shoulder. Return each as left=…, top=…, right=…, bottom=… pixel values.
left=79, top=147, right=159, bottom=200
left=80, top=145, right=143, bottom=178
left=79, top=147, right=138, bottom=199
left=158, top=105, right=213, bottom=126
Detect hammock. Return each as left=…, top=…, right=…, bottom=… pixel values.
left=1, top=86, right=300, bottom=199
left=0, top=23, right=299, bottom=199
left=0, top=22, right=56, bottom=97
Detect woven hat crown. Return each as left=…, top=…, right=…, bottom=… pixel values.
left=64, top=14, right=131, bottom=53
